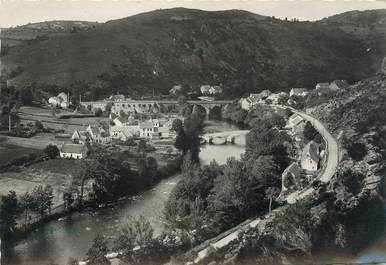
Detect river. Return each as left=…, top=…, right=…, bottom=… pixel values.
left=3, top=132, right=246, bottom=265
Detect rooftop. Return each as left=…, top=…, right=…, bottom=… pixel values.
left=61, top=144, right=86, bottom=154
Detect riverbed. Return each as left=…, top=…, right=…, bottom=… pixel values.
left=3, top=128, right=246, bottom=265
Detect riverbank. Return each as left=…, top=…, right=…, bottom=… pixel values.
left=2, top=121, right=246, bottom=265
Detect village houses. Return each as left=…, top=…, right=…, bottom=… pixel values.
left=72, top=125, right=111, bottom=145
left=286, top=113, right=306, bottom=141
left=109, top=115, right=175, bottom=141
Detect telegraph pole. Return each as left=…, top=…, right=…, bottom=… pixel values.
left=8, top=113, right=11, bottom=132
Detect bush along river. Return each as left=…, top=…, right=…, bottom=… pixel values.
left=3, top=127, right=247, bottom=265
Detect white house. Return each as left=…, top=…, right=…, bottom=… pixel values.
left=140, top=121, right=155, bottom=138
left=151, top=119, right=160, bottom=128
left=200, top=85, right=211, bottom=95
left=240, top=98, right=253, bottom=110
left=48, top=92, right=70, bottom=109
left=286, top=114, right=305, bottom=134
left=209, top=86, right=223, bottom=95
left=301, top=141, right=320, bottom=171
left=315, top=83, right=330, bottom=96
left=60, top=144, right=87, bottom=159
left=290, top=88, right=309, bottom=97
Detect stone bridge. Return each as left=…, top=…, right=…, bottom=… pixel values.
left=202, top=130, right=249, bottom=145
left=80, top=99, right=234, bottom=117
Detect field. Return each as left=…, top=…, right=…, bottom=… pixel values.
left=29, top=158, right=82, bottom=175
left=0, top=142, right=41, bottom=165
left=0, top=159, right=81, bottom=207
left=19, top=106, right=109, bottom=133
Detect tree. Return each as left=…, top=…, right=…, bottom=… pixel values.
left=265, top=187, right=281, bottom=213
left=67, top=257, right=79, bottom=265
left=137, top=139, right=147, bottom=154
left=45, top=144, right=60, bottom=159
left=87, top=234, right=111, bottom=265
left=20, top=88, right=34, bottom=105
left=35, top=120, right=44, bottom=131
left=303, top=121, right=318, bottom=142
left=0, top=191, right=18, bottom=238
left=31, top=185, right=54, bottom=217
left=347, top=142, right=367, bottom=161
left=94, top=108, right=103, bottom=117
left=246, top=122, right=291, bottom=172
left=19, top=192, right=35, bottom=227
left=278, top=94, right=289, bottom=105
left=114, top=216, right=154, bottom=256
left=177, top=95, right=187, bottom=106
left=63, top=190, right=75, bottom=211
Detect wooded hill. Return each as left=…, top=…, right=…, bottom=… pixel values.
left=1, top=8, right=385, bottom=98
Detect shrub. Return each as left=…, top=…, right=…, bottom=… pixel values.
left=45, top=144, right=60, bottom=159
left=303, top=121, right=319, bottom=142
left=347, top=142, right=367, bottom=161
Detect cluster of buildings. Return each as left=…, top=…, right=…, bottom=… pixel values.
left=240, top=79, right=349, bottom=111
left=200, top=85, right=223, bottom=96
left=281, top=113, right=324, bottom=192
left=314, top=80, right=349, bottom=96
left=59, top=115, right=176, bottom=159
left=240, top=90, right=289, bottom=110
left=48, top=92, right=70, bottom=109
left=110, top=115, right=175, bottom=141
left=59, top=124, right=111, bottom=159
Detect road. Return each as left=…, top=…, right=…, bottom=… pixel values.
left=284, top=108, right=339, bottom=203
left=189, top=106, right=340, bottom=263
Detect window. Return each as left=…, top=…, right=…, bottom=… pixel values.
left=122, top=104, right=126, bottom=107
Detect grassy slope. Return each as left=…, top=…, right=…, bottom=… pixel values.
left=1, top=8, right=382, bottom=97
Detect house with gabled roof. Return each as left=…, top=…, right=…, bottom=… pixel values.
left=329, top=80, right=349, bottom=91
left=86, top=125, right=111, bottom=144
left=315, top=82, right=331, bottom=96
left=140, top=121, right=155, bottom=138
left=60, top=144, right=88, bottom=159
left=301, top=141, right=320, bottom=171
left=110, top=126, right=135, bottom=142
left=71, top=130, right=90, bottom=145
left=286, top=113, right=306, bottom=137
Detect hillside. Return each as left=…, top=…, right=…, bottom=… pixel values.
left=0, top=8, right=384, bottom=98
left=321, top=9, right=386, bottom=74
left=1, top=21, right=99, bottom=49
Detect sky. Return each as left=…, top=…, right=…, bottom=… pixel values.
left=0, top=0, right=386, bottom=28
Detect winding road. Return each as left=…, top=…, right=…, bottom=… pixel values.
left=190, top=106, right=340, bottom=263
left=284, top=108, right=339, bottom=203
